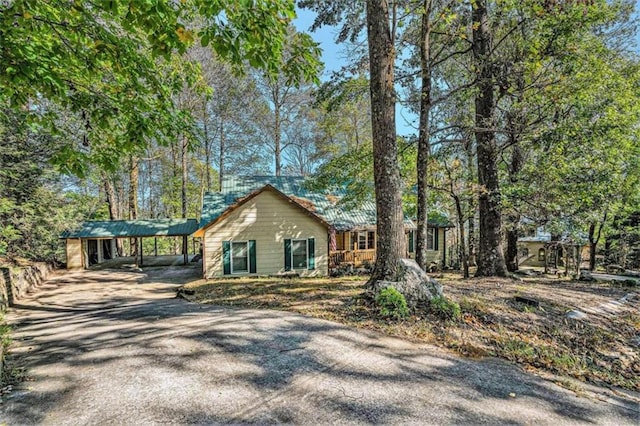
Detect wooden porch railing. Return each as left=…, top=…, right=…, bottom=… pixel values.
left=330, top=249, right=376, bottom=268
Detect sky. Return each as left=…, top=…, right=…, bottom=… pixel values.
left=293, top=8, right=420, bottom=137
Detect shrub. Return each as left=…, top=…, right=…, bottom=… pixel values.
left=375, top=287, right=409, bottom=320
left=430, top=296, right=461, bottom=321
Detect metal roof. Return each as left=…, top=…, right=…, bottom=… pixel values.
left=200, top=176, right=437, bottom=232
left=61, top=219, right=199, bottom=239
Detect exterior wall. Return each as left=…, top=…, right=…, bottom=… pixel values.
left=406, top=228, right=446, bottom=265
left=519, top=242, right=546, bottom=267
left=203, top=190, right=328, bottom=278
left=66, top=238, right=84, bottom=270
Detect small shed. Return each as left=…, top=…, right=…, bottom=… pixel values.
left=61, top=219, right=199, bottom=269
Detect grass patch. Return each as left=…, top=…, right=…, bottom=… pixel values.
left=184, top=274, right=640, bottom=391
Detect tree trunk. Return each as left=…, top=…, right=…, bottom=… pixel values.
left=203, top=105, right=211, bottom=192
left=181, top=134, right=188, bottom=219
left=472, top=0, right=507, bottom=277
left=219, top=116, right=225, bottom=191
left=365, top=0, right=406, bottom=286
left=274, top=99, right=282, bottom=176
left=103, top=172, right=123, bottom=256
left=505, top=145, right=524, bottom=272
left=416, top=0, right=433, bottom=271
left=454, top=195, right=469, bottom=278
left=103, top=174, right=118, bottom=221
left=505, top=229, right=519, bottom=272
left=128, top=155, right=139, bottom=258
left=588, top=211, right=608, bottom=271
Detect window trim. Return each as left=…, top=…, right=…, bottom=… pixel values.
left=230, top=240, right=250, bottom=274
left=358, top=231, right=368, bottom=250
left=290, top=238, right=309, bottom=270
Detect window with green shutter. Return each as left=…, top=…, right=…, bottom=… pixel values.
left=223, top=240, right=256, bottom=274
left=284, top=238, right=315, bottom=271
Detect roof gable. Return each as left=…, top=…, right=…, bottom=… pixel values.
left=194, top=184, right=330, bottom=237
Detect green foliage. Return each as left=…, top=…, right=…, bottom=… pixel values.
left=429, top=296, right=461, bottom=322
left=375, top=287, right=410, bottom=320
left=0, top=0, right=321, bottom=174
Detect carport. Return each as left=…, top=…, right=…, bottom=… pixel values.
left=62, top=219, right=199, bottom=269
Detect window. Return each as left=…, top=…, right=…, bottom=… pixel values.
left=292, top=239, right=308, bottom=269
left=284, top=238, right=315, bottom=271
left=222, top=240, right=256, bottom=275
left=407, top=230, right=415, bottom=253
left=427, top=228, right=435, bottom=250
left=231, top=241, right=248, bottom=273
left=358, top=232, right=367, bottom=250
left=538, top=248, right=546, bottom=262
left=367, top=231, right=375, bottom=249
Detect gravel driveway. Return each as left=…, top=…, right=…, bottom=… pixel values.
left=1, top=267, right=638, bottom=425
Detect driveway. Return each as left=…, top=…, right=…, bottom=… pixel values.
left=1, top=267, right=638, bottom=425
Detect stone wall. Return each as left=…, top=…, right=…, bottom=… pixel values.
left=0, top=263, right=53, bottom=311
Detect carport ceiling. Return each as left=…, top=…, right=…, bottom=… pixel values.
left=61, top=219, right=199, bottom=239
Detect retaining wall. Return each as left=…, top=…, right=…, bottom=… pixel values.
left=0, top=263, right=53, bottom=311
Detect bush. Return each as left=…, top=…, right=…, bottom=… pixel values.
left=375, top=287, right=409, bottom=320
left=430, top=296, right=461, bottom=321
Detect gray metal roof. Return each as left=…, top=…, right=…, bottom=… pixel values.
left=200, top=176, right=424, bottom=232
left=61, top=219, right=199, bottom=239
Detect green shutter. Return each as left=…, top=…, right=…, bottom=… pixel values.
left=434, top=228, right=439, bottom=251
left=249, top=240, right=256, bottom=273
left=222, top=241, right=231, bottom=275
left=308, top=238, right=315, bottom=270
left=284, top=239, right=292, bottom=271
left=408, top=231, right=415, bottom=253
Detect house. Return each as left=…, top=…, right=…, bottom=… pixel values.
left=192, top=176, right=451, bottom=278
left=518, top=226, right=588, bottom=270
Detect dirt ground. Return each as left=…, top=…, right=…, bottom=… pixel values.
left=184, top=272, right=640, bottom=392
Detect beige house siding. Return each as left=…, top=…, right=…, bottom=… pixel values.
left=406, top=228, right=447, bottom=265
left=66, top=238, right=83, bottom=269
left=203, top=190, right=328, bottom=278
left=519, top=241, right=546, bottom=267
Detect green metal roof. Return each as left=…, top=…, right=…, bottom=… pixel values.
left=61, top=219, right=199, bottom=239
left=200, top=176, right=437, bottom=232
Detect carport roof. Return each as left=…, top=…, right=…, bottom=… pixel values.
left=61, top=219, right=199, bottom=239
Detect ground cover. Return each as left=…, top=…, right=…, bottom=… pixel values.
left=182, top=273, right=640, bottom=391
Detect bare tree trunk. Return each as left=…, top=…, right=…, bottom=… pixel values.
left=219, top=117, right=225, bottom=191
left=472, top=0, right=507, bottom=277
left=274, top=100, right=282, bottom=176
left=416, top=0, right=433, bottom=271
left=365, top=0, right=406, bottom=286
left=129, top=155, right=139, bottom=258
left=103, top=172, right=123, bottom=256
left=203, top=105, right=211, bottom=192
left=103, top=174, right=118, bottom=221
left=454, top=195, right=469, bottom=278
left=468, top=215, right=476, bottom=267
left=181, top=134, right=188, bottom=219
left=506, top=145, right=523, bottom=272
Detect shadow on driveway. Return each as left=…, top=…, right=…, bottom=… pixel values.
left=2, top=268, right=639, bottom=425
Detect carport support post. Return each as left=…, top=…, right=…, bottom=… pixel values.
left=139, top=237, right=143, bottom=267
left=183, top=235, right=188, bottom=265
left=154, top=238, right=158, bottom=257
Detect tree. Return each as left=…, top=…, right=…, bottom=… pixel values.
left=0, top=0, right=321, bottom=173
left=365, top=0, right=407, bottom=283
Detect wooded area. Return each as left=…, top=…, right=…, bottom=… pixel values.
left=1, top=0, right=639, bottom=277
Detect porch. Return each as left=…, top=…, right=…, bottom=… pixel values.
left=329, top=249, right=376, bottom=268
